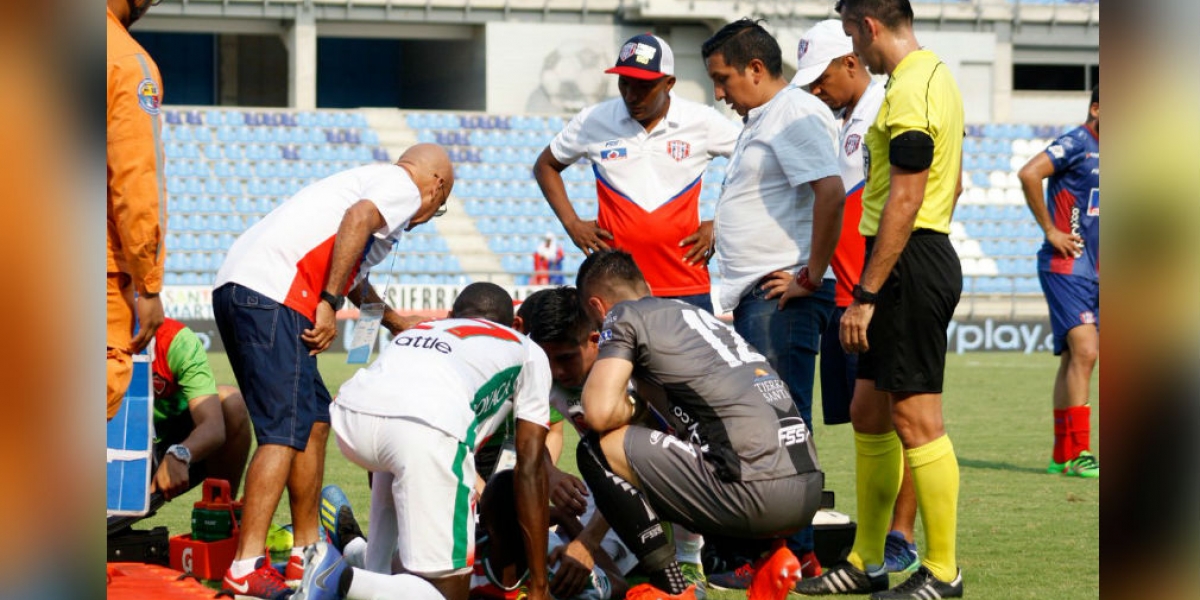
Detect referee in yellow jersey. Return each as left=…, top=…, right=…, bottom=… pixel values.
left=795, top=0, right=964, bottom=598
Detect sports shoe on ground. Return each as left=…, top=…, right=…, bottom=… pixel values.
left=870, top=565, right=963, bottom=599
left=679, top=562, right=707, bottom=600
left=706, top=560, right=754, bottom=590
left=747, top=543, right=801, bottom=600
left=882, top=531, right=920, bottom=574
left=1064, top=450, right=1099, bottom=478
left=793, top=560, right=889, bottom=595
left=333, top=506, right=364, bottom=554
left=1046, top=458, right=1066, bottom=474
left=267, top=523, right=296, bottom=554
left=624, top=582, right=698, bottom=600
left=222, top=557, right=295, bottom=600
left=294, top=542, right=348, bottom=600
left=284, top=554, right=305, bottom=588
left=320, top=485, right=355, bottom=551
left=798, top=550, right=823, bottom=578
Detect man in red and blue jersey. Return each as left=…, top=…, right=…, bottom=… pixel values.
left=1018, top=86, right=1100, bottom=478
left=534, top=33, right=742, bottom=314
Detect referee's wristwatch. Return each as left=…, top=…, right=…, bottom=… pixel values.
left=320, top=291, right=345, bottom=311
left=852, top=284, right=879, bottom=305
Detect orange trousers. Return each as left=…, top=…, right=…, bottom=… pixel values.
left=107, top=272, right=135, bottom=420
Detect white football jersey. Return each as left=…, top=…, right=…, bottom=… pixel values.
left=335, top=318, right=552, bottom=449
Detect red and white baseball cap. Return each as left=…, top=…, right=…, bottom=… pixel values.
left=605, top=33, right=675, bottom=80
left=791, top=20, right=855, bottom=87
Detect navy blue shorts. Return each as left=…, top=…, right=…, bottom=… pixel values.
left=1038, top=271, right=1099, bottom=355
left=819, top=306, right=856, bottom=425
left=213, top=283, right=331, bottom=451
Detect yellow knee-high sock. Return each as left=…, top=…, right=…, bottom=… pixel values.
left=907, top=435, right=959, bottom=582
left=846, top=431, right=904, bottom=571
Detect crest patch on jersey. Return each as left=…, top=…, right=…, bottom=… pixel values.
left=600, top=147, right=627, bottom=161
left=137, top=78, right=161, bottom=115
left=844, top=133, right=861, bottom=156
left=667, top=140, right=691, bottom=161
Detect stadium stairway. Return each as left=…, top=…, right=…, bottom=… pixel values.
left=361, top=108, right=511, bottom=286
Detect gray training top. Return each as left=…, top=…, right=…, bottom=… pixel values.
left=597, top=296, right=821, bottom=483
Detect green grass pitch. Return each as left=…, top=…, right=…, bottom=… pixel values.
left=142, top=351, right=1098, bottom=599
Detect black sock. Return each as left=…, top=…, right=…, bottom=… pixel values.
left=576, top=437, right=685, bottom=594
left=338, top=565, right=353, bottom=597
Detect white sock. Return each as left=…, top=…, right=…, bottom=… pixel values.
left=346, top=568, right=443, bottom=600
left=230, top=556, right=263, bottom=578
left=344, top=537, right=369, bottom=570
left=673, top=526, right=704, bottom=565
left=291, top=546, right=306, bottom=559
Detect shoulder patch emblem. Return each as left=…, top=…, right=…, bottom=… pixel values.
left=844, top=133, right=861, bottom=156
left=137, top=78, right=161, bottom=115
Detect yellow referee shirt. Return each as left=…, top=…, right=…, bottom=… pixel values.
left=859, top=49, right=963, bottom=236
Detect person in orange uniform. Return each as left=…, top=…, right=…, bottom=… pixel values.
left=107, top=0, right=167, bottom=420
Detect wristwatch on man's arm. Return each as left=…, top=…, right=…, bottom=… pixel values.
left=165, top=444, right=192, bottom=467
left=852, top=284, right=878, bottom=305
left=320, top=291, right=345, bottom=311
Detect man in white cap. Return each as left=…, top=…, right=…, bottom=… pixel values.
left=534, top=32, right=742, bottom=315
left=792, top=19, right=922, bottom=576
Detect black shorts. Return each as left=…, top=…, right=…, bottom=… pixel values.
left=857, top=231, right=961, bottom=394
left=623, top=426, right=823, bottom=539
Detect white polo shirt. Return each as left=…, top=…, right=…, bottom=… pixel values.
left=215, top=163, right=420, bottom=321
left=838, top=80, right=886, bottom=195
left=550, top=95, right=741, bottom=296
left=335, top=318, right=552, bottom=450
left=715, top=86, right=840, bottom=311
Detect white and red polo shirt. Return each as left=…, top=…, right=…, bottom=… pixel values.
left=215, top=163, right=421, bottom=321
left=550, top=95, right=741, bottom=297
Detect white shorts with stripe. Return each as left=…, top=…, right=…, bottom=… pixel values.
left=331, top=403, right=477, bottom=577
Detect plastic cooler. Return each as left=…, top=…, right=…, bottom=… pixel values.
left=169, top=478, right=242, bottom=580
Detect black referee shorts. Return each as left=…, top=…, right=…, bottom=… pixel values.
left=857, top=230, right=962, bottom=394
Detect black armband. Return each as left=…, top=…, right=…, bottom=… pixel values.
left=890, top=130, right=935, bottom=171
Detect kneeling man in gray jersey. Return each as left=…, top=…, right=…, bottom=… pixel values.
left=575, top=250, right=823, bottom=600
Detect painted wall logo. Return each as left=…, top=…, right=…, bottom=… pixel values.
left=945, top=319, right=1054, bottom=354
